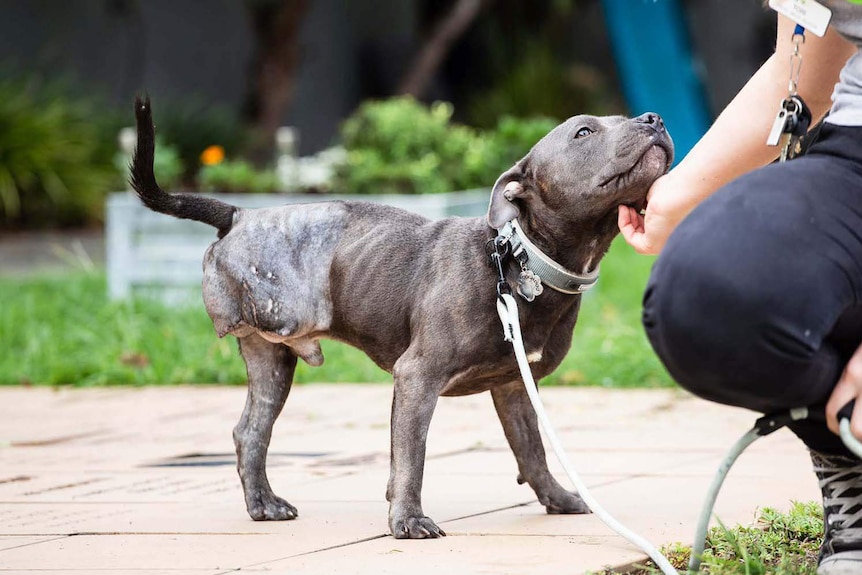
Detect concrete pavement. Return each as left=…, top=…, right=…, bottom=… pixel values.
left=0, top=385, right=820, bottom=574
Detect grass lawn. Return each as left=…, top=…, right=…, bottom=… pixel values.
left=0, top=236, right=673, bottom=387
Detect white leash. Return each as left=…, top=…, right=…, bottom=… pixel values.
left=496, top=293, right=681, bottom=575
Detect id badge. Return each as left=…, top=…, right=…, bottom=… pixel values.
left=769, top=0, right=832, bottom=37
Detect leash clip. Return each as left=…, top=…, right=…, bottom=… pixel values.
left=488, top=235, right=512, bottom=297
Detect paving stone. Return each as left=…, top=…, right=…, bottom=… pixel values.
left=0, top=533, right=303, bottom=571
left=0, top=535, right=64, bottom=552
left=257, top=533, right=646, bottom=575
left=0, top=385, right=827, bottom=574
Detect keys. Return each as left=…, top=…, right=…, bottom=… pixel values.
left=766, top=95, right=812, bottom=162
left=781, top=95, right=812, bottom=162
left=789, top=95, right=812, bottom=137
left=766, top=102, right=791, bottom=147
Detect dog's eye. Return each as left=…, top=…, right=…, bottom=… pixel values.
left=574, top=127, right=594, bottom=139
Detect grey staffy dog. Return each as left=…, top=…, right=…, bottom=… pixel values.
left=130, top=96, right=672, bottom=539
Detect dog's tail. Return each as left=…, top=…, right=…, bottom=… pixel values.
left=130, top=95, right=235, bottom=236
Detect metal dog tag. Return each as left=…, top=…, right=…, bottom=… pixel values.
left=517, top=270, right=543, bottom=302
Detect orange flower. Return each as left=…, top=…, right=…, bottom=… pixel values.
left=200, top=145, right=225, bottom=166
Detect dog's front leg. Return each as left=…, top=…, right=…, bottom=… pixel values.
left=491, top=380, right=590, bottom=514
left=234, top=333, right=298, bottom=521
left=386, top=357, right=447, bottom=539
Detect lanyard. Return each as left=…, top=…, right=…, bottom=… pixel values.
left=766, top=24, right=812, bottom=162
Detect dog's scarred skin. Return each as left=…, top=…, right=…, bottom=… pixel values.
left=130, top=97, right=673, bottom=539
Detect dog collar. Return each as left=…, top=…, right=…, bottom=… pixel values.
left=496, top=219, right=599, bottom=296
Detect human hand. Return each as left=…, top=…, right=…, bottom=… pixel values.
left=826, top=344, right=862, bottom=441
left=617, top=173, right=687, bottom=255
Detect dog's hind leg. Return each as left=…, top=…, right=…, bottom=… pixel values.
left=234, top=333, right=298, bottom=521
left=491, top=381, right=590, bottom=515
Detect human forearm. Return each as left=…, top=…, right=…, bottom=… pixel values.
left=619, top=14, right=855, bottom=255
left=664, top=16, right=853, bottom=218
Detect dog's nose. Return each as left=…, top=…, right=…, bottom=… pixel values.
left=635, top=112, right=665, bottom=133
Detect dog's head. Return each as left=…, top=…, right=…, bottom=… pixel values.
left=487, top=113, right=673, bottom=231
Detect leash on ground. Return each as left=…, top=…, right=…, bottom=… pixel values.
left=494, top=292, right=862, bottom=575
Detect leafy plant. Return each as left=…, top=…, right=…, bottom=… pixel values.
left=603, top=502, right=824, bottom=575
left=334, top=96, right=558, bottom=195
left=334, top=97, right=484, bottom=194
left=198, top=159, right=282, bottom=194
left=0, top=74, right=121, bottom=228
left=472, top=114, right=559, bottom=184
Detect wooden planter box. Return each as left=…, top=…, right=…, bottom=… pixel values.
left=105, top=189, right=490, bottom=301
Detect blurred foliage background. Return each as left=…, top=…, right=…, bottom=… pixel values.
left=0, top=0, right=773, bottom=230
left=335, top=97, right=557, bottom=195
left=0, top=74, right=121, bottom=228
left=0, top=0, right=632, bottom=230
left=0, top=0, right=774, bottom=386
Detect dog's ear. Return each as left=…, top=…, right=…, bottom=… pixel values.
left=487, top=162, right=528, bottom=229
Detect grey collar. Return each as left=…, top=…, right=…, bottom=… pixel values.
left=496, top=219, right=599, bottom=296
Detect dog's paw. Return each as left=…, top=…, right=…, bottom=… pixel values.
left=391, top=515, right=446, bottom=539
left=541, top=490, right=591, bottom=515
left=246, top=492, right=298, bottom=521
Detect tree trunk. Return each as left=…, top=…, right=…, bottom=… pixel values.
left=244, top=0, right=310, bottom=161
left=398, top=0, right=486, bottom=98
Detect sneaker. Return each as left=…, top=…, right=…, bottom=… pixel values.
left=811, top=450, right=862, bottom=575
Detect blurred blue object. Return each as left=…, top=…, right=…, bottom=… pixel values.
left=601, top=0, right=710, bottom=163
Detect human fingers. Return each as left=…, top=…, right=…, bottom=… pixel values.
left=618, top=205, right=656, bottom=255
left=826, top=372, right=859, bottom=436
left=852, top=399, right=862, bottom=441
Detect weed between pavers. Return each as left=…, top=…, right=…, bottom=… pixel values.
left=591, top=501, right=823, bottom=575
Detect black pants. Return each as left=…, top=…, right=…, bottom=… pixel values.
left=644, top=123, right=862, bottom=456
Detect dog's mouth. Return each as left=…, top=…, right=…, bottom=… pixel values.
left=639, top=143, right=672, bottom=176
left=600, top=143, right=671, bottom=190
left=601, top=141, right=672, bottom=215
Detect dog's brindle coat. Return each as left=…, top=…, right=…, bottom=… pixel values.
left=130, top=97, right=673, bottom=539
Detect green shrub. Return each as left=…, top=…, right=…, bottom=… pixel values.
left=334, top=96, right=558, bottom=195
left=471, top=115, right=559, bottom=184
left=198, top=159, right=282, bottom=194
left=0, top=75, right=121, bottom=228
left=334, top=97, right=481, bottom=195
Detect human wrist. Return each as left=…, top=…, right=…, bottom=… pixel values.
left=650, top=167, right=705, bottom=224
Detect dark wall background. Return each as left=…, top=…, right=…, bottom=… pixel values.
left=686, top=0, right=775, bottom=118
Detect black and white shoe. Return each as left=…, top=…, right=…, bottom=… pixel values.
left=811, top=451, right=862, bottom=575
